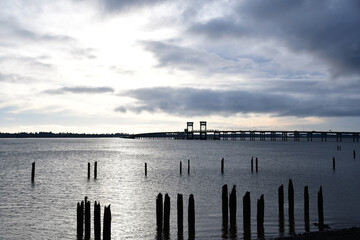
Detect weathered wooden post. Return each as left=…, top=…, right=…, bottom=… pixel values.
left=251, top=157, right=254, bottom=172
left=156, top=193, right=163, bottom=231
left=94, top=201, right=101, bottom=240
left=222, top=184, right=228, bottom=227
left=94, top=161, right=97, bottom=179
left=288, top=179, right=295, bottom=234
left=31, top=162, right=35, bottom=182
left=164, top=194, right=170, bottom=233
left=318, top=186, right=324, bottom=231
left=85, top=198, right=91, bottom=240
left=103, top=205, right=111, bottom=240
left=177, top=194, right=183, bottom=236
left=243, top=191, right=251, bottom=238
left=145, top=162, right=147, bottom=176
left=88, top=162, right=90, bottom=179
left=77, top=201, right=84, bottom=239
left=304, top=186, right=310, bottom=232
left=221, top=158, right=224, bottom=174
left=180, top=161, right=182, bottom=175
left=257, top=194, right=264, bottom=238
left=188, top=194, right=195, bottom=238
left=188, top=159, right=190, bottom=174
left=278, top=185, right=284, bottom=233
left=229, top=185, right=237, bottom=230
left=333, top=157, right=335, bottom=170
left=256, top=157, right=258, bottom=172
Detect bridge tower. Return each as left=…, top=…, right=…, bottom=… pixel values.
left=200, top=121, right=207, bottom=140
left=186, top=122, right=194, bottom=140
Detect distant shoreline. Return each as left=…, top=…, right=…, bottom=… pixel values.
left=0, top=132, right=132, bottom=138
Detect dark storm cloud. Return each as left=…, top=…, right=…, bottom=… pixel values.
left=44, top=86, right=115, bottom=94
left=189, top=0, right=360, bottom=77
left=117, top=87, right=360, bottom=117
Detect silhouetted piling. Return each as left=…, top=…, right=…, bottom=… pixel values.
left=229, top=185, right=237, bottom=230
left=221, top=158, right=224, bottom=174
left=156, top=193, right=163, bottom=231
left=77, top=201, right=84, bottom=239
left=145, top=162, right=147, bottom=176
left=94, top=161, right=97, bottom=179
left=188, top=194, right=195, bottom=238
left=243, top=191, right=251, bottom=237
left=94, top=201, right=101, bottom=240
left=251, top=157, right=254, bottom=172
left=88, top=162, right=90, bottom=179
left=164, top=194, right=170, bottom=232
left=333, top=157, right=335, bottom=170
left=188, top=159, right=190, bottom=174
left=288, top=179, right=295, bottom=234
left=354, top=150, right=356, bottom=159
left=318, top=186, right=324, bottom=231
left=222, top=184, right=228, bottom=227
left=304, top=186, right=310, bottom=232
left=103, top=205, right=111, bottom=240
left=85, top=198, right=91, bottom=240
left=257, top=194, right=264, bottom=239
left=256, top=158, right=258, bottom=172
left=31, top=162, right=35, bottom=182
left=180, top=161, right=182, bottom=175
left=177, top=194, right=183, bottom=236
left=278, top=185, right=284, bottom=233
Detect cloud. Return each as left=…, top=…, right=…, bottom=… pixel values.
left=0, top=55, right=53, bottom=70
left=97, top=0, right=166, bottom=13
left=44, top=86, right=115, bottom=94
left=117, top=86, right=360, bottom=118
left=0, top=73, right=32, bottom=83
left=188, top=0, right=360, bottom=77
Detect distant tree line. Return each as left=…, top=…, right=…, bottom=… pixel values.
left=0, top=131, right=133, bottom=138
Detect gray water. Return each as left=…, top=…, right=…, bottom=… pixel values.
left=0, top=138, right=359, bottom=240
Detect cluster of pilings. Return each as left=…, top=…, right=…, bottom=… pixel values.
left=76, top=197, right=111, bottom=240
left=87, top=161, right=98, bottom=179
left=156, top=193, right=195, bottom=239
left=220, top=180, right=325, bottom=239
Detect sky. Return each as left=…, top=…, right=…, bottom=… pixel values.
left=0, top=0, right=360, bottom=133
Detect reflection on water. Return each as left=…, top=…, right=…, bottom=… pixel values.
left=0, top=138, right=360, bottom=239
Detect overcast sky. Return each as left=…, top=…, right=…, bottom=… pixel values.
left=1, top=0, right=359, bottom=133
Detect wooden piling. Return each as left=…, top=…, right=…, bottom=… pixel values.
left=222, top=184, right=228, bottom=227
left=77, top=201, right=84, bottom=239
left=145, top=162, right=147, bottom=176
left=85, top=199, right=91, bottom=240
left=94, top=201, right=101, bottom=240
left=164, top=194, right=170, bottom=232
left=88, top=162, right=90, bottom=179
left=333, top=157, right=335, bottom=170
left=31, top=162, right=35, bottom=182
left=251, top=157, right=254, bottom=172
left=229, top=185, right=237, bottom=230
left=177, top=194, right=183, bottom=236
left=288, top=179, right=295, bottom=234
left=94, top=161, right=97, bottom=179
left=188, top=159, right=190, bottom=174
left=318, top=186, right=324, bottom=231
left=180, top=161, right=182, bottom=175
left=188, top=194, right=195, bottom=238
left=221, top=158, right=224, bottom=174
left=278, top=185, right=284, bottom=233
left=257, top=194, right=264, bottom=238
left=243, top=191, right=251, bottom=237
left=156, top=193, right=163, bottom=231
left=304, top=186, right=310, bottom=232
left=103, top=205, right=111, bottom=240
left=256, top=157, right=258, bottom=172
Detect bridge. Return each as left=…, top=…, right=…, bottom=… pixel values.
left=132, top=121, right=360, bottom=142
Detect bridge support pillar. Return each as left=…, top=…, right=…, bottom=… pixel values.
left=200, top=121, right=207, bottom=140
left=186, top=122, right=194, bottom=140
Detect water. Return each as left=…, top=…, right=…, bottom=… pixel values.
left=0, top=138, right=359, bottom=239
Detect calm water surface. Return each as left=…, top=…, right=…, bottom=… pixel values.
left=0, top=138, right=360, bottom=239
